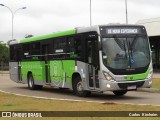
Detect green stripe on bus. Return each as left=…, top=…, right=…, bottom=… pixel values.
left=20, top=29, right=76, bottom=43
left=126, top=68, right=150, bottom=81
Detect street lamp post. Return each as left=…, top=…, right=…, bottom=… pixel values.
left=0, top=4, right=26, bottom=40
left=90, top=0, right=92, bottom=26
left=125, top=0, right=128, bottom=24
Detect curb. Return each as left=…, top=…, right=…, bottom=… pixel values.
left=0, top=71, right=9, bottom=74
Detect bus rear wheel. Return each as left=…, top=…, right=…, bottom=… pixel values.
left=28, top=74, right=43, bottom=90
left=113, top=90, right=127, bottom=96
left=73, top=76, right=91, bottom=97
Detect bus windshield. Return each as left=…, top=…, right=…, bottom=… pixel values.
left=102, top=35, right=150, bottom=71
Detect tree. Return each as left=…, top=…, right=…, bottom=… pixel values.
left=0, top=43, right=9, bottom=64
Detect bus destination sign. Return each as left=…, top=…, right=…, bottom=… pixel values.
left=107, top=28, right=138, bottom=34
left=100, top=26, right=146, bottom=35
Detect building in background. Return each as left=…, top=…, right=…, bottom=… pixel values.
left=137, top=17, right=160, bottom=69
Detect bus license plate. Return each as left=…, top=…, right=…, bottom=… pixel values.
left=127, top=85, right=136, bottom=90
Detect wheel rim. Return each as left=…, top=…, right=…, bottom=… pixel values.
left=29, top=77, right=33, bottom=87
left=77, top=82, right=83, bottom=92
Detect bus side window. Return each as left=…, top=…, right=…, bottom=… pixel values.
left=67, top=36, right=82, bottom=59
left=68, top=37, right=75, bottom=53
left=53, top=38, right=67, bottom=59
left=32, top=42, right=40, bottom=55
left=10, top=44, right=22, bottom=62
left=75, top=37, right=82, bottom=57
left=10, top=45, right=16, bottom=61
left=31, top=42, right=40, bottom=60
left=22, top=44, right=31, bottom=60
left=75, top=36, right=82, bottom=60
left=54, top=38, right=67, bottom=53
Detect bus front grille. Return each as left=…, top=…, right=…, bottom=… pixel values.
left=118, top=81, right=145, bottom=89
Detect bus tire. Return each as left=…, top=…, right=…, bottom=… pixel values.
left=28, top=74, right=43, bottom=90
left=113, top=90, right=127, bottom=96
left=73, top=76, right=91, bottom=97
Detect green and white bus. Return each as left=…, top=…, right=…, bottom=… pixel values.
left=9, top=24, right=153, bottom=97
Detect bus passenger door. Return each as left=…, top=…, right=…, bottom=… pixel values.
left=42, top=44, right=50, bottom=83
left=86, top=36, right=100, bottom=89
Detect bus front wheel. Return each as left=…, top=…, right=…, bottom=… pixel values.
left=28, top=74, right=42, bottom=90
left=73, top=76, right=91, bottom=97
left=113, top=90, right=127, bottom=96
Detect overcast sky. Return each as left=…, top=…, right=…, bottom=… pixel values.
left=0, top=0, right=160, bottom=43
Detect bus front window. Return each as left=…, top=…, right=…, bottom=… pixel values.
left=102, top=36, right=150, bottom=71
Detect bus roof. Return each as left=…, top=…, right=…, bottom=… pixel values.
left=20, top=24, right=145, bottom=43
left=20, top=29, right=76, bottom=43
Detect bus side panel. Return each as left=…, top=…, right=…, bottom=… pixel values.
left=49, top=60, right=75, bottom=87
left=49, top=60, right=63, bottom=85
left=9, top=62, right=19, bottom=82
left=62, top=60, right=76, bottom=83
left=21, top=61, right=46, bottom=84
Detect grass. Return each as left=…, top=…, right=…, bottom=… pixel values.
left=0, top=71, right=9, bottom=74
left=152, top=78, right=160, bottom=89
left=0, top=91, right=160, bottom=120
left=1, top=91, right=160, bottom=111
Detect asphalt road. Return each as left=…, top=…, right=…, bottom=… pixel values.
left=0, top=74, right=160, bottom=106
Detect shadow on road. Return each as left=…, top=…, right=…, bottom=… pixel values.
left=14, top=86, right=146, bottom=101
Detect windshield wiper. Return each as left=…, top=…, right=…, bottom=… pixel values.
left=131, top=35, right=138, bottom=48
left=123, top=40, right=127, bottom=59
left=113, top=35, right=124, bottom=50
left=129, top=35, right=138, bottom=64
left=126, top=38, right=131, bottom=68
left=129, top=41, right=135, bottom=64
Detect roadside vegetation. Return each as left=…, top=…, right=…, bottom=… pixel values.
left=1, top=91, right=160, bottom=111
left=0, top=91, right=160, bottom=120
left=0, top=43, right=9, bottom=64
left=152, top=78, right=160, bottom=89
left=0, top=92, right=160, bottom=120
left=0, top=43, right=9, bottom=71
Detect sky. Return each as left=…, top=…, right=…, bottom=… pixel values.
left=0, top=0, right=160, bottom=43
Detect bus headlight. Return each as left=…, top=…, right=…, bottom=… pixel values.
left=147, top=70, right=153, bottom=79
left=103, top=71, right=114, bottom=81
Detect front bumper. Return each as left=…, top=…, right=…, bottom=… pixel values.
left=100, top=77, right=152, bottom=91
